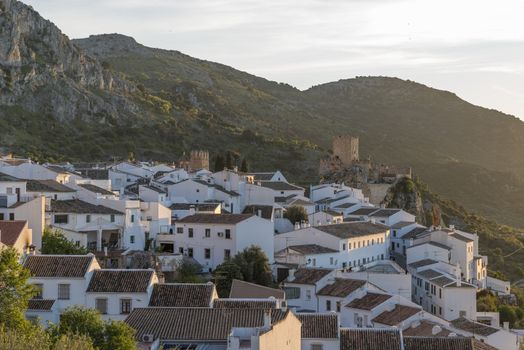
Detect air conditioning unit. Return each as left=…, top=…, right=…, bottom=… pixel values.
left=141, top=334, right=154, bottom=343
left=217, top=232, right=224, bottom=237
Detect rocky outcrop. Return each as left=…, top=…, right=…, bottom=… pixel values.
left=0, top=0, right=138, bottom=121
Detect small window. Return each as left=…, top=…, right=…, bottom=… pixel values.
left=196, top=189, right=200, bottom=193
left=33, top=284, right=43, bottom=299
left=110, top=214, right=115, bottom=223
left=205, top=248, right=211, bottom=259
left=86, top=214, right=91, bottom=223
left=342, top=243, right=346, bottom=251
left=336, top=301, right=341, bottom=312
left=179, top=247, right=184, bottom=254
left=224, top=249, right=231, bottom=260
left=120, top=299, right=132, bottom=314
left=188, top=228, right=194, bottom=238
left=326, top=300, right=331, bottom=311
left=131, top=215, right=135, bottom=223
left=177, top=227, right=184, bottom=234
left=188, top=248, right=193, bottom=257
left=0, top=213, right=3, bottom=220
left=9, top=213, right=14, bottom=220
left=130, top=235, right=135, bottom=244
left=205, top=229, right=211, bottom=238
left=58, top=284, right=70, bottom=300
left=225, top=229, right=231, bottom=239
left=311, top=344, right=323, bottom=350
left=96, top=298, right=108, bottom=314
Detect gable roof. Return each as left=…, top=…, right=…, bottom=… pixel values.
left=391, top=221, right=416, bottom=229
left=0, top=172, right=24, bottom=182
left=402, top=320, right=451, bottom=337
left=24, top=255, right=94, bottom=278
left=372, top=304, right=421, bottom=326
left=451, top=317, right=500, bottom=336
left=340, top=328, right=402, bottom=350
left=78, top=169, right=109, bottom=180
left=317, top=278, right=366, bottom=298
left=169, top=203, right=220, bottom=211
left=403, top=337, right=498, bottom=350
left=27, top=299, right=55, bottom=311
left=125, top=308, right=288, bottom=341
left=345, top=293, right=392, bottom=310
left=297, top=314, right=338, bottom=339
left=369, top=209, right=401, bottom=217
left=0, top=220, right=27, bottom=246
left=26, top=179, right=76, bottom=193
left=242, top=205, right=274, bottom=220
left=149, top=283, right=215, bottom=307
left=49, top=199, right=123, bottom=215
left=212, top=299, right=278, bottom=309
left=177, top=213, right=254, bottom=225
left=287, top=244, right=338, bottom=255
left=87, top=270, right=154, bottom=293
left=193, top=179, right=240, bottom=197
left=450, top=232, right=474, bottom=243
left=287, top=268, right=333, bottom=285
left=402, top=227, right=430, bottom=239
left=348, top=208, right=379, bottom=216
left=229, top=279, right=285, bottom=299
left=78, top=183, right=114, bottom=195
left=408, top=259, right=438, bottom=269
left=407, top=241, right=451, bottom=251
left=315, top=222, right=388, bottom=239
left=258, top=181, right=303, bottom=191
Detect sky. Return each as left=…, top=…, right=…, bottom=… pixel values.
left=25, top=0, right=524, bottom=119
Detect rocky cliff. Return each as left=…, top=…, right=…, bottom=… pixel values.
left=0, top=0, right=137, bottom=121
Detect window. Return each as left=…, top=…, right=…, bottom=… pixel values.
left=179, top=247, right=184, bottom=254
left=96, top=298, right=108, bottom=314
left=0, top=213, right=3, bottom=220
left=439, top=288, right=442, bottom=298
left=196, top=189, right=200, bottom=192
left=285, top=287, right=301, bottom=299
left=188, top=248, right=193, bottom=258
left=54, top=214, right=68, bottom=224
left=177, top=227, right=184, bottom=234
left=130, top=235, right=135, bottom=244
left=120, top=299, right=132, bottom=314
left=342, top=243, right=346, bottom=251
left=393, top=230, right=397, bottom=237
left=86, top=214, right=91, bottom=223
left=326, top=300, right=331, bottom=311
left=336, top=301, right=341, bottom=312
left=110, top=214, right=115, bottom=222
left=424, top=282, right=429, bottom=291
left=33, top=284, right=43, bottom=299
left=205, top=248, right=211, bottom=259
left=205, top=229, right=211, bottom=238
left=224, top=249, right=231, bottom=260
left=330, top=257, right=334, bottom=265
left=131, top=215, right=135, bottom=223
left=188, top=228, right=194, bottom=238
left=312, top=258, right=316, bottom=266
left=439, top=307, right=442, bottom=315
left=58, top=284, right=70, bottom=300
left=311, top=345, right=323, bottom=350
left=348, top=242, right=352, bottom=250
left=306, top=290, right=311, bottom=300
left=225, top=229, right=231, bottom=239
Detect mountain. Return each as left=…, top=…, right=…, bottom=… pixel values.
left=2, top=0, right=524, bottom=230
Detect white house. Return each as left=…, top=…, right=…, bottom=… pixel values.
left=283, top=268, right=335, bottom=312
left=26, top=179, right=77, bottom=200
left=172, top=213, right=274, bottom=270
left=0, top=220, right=33, bottom=256
left=297, top=313, right=340, bottom=350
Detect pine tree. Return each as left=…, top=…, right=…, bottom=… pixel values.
left=225, top=151, right=233, bottom=170
left=214, top=155, right=225, bottom=171
left=240, top=158, right=249, bottom=172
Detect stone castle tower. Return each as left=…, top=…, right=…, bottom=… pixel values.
left=332, top=135, right=359, bottom=166
left=189, top=150, right=209, bottom=170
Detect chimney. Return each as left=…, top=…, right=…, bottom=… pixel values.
left=263, top=309, right=271, bottom=328
left=503, top=322, right=509, bottom=330
left=431, top=325, right=442, bottom=335
left=189, top=205, right=196, bottom=216
left=449, top=224, right=455, bottom=231
left=287, top=269, right=296, bottom=281
left=257, top=209, right=262, bottom=217
left=294, top=222, right=300, bottom=230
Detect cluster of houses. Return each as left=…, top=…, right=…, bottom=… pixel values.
left=0, top=154, right=517, bottom=349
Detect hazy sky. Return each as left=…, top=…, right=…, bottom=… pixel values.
left=25, top=0, right=524, bottom=119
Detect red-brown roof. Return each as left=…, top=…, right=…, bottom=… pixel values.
left=372, top=304, right=421, bottom=326
left=317, top=278, right=366, bottom=298
left=345, top=293, right=392, bottom=310
left=0, top=220, right=27, bottom=246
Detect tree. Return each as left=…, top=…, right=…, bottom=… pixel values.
left=174, top=260, right=204, bottom=283
left=214, top=154, right=225, bottom=171
left=284, top=206, right=308, bottom=225
left=41, top=228, right=88, bottom=255
left=232, top=246, right=273, bottom=287
left=0, top=248, right=35, bottom=331
left=51, top=306, right=136, bottom=350
left=240, top=158, right=249, bottom=172
left=499, top=305, right=518, bottom=327
left=213, top=260, right=243, bottom=297
left=53, top=333, right=95, bottom=350
left=225, top=151, right=233, bottom=170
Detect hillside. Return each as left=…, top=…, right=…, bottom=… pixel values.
left=1, top=0, right=524, bottom=229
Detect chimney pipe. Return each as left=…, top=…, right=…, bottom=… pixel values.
left=263, top=309, right=271, bottom=328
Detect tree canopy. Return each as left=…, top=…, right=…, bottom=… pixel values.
left=284, top=205, right=308, bottom=225
left=41, top=228, right=88, bottom=255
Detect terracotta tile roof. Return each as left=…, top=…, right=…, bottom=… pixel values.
left=402, top=320, right=451, bottom=337
left=315, top=222, right=388, bottom=239
left=258, top=181, right=303, bottom=191
left=372, top=304, right=421, bottom=326
left=50, top=199, right=123, bottom=215
left=229, top=279, right=285, bottom=299
left=348, top=208, right=379, bottom=216
left=450, top=233, right=474, bottom=243
left=317, top=278, right=366, bottom=298
left=193, top=179, right=240, bottom=197
left=78, top=184, right=114, bottom=195
left=24, top=255, right=94, bottom=278
left=334, top=203, right=359, bottom=209
left=287, top=244, right=338, bottom=255
left=287, top=268, right=333, bottom=285
left=169, top=203, right=220, bottom=211
left=177, top=213, right=253, bottom=225
left=87, top=270, right=154, bottom=293
left=417, top=269, right=443, bottom=279
left=407, top=241, right=451, bottom=251
left=26, top=179, right=76, bottom=193
left=391, top=221, right=416, bottom=229
left=27, top=299, right=55, bottom=311
left=297, top=313, right=338, bottom=339
left=0, top=220, right=27, bottom=246
left=402, top=227, right=429, bottom=239
left=0, top=172, right=23, bottom=182
left=403, top=337, right=498, bottom=350
left=408, top=259, right=438, bottom=269
left=369, top=209, right=401, bottom=217
left=451, top=317, right=499, bottom=336
left=246, top=172, right=275, bottom=181
left=212, top=299, right=278, bottom=309
left=242, top=205, right=274, bottom=220
left=345, top=293, right=392, bottom=310
left=78, top=169, right=109, bottom=180
left=340, top=328, right=402, bottom=350
left=125, top=308, right=288, bottom=341
left=149, top=283, right=215, bottom=307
